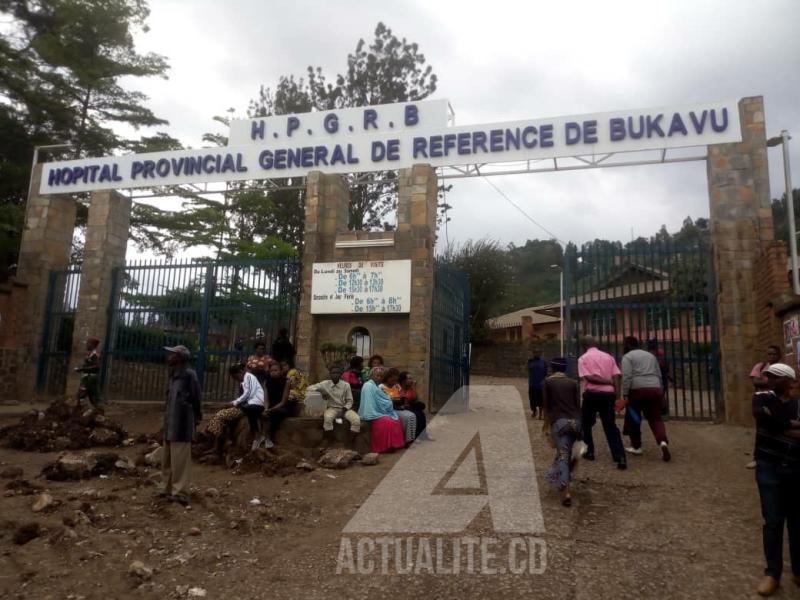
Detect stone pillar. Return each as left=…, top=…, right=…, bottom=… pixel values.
left=397, top=164, right=437, bottom=405
left=707, top=96, right=773, bottom=424
left=295, top=172, right=350, bottom=378
left=66, top=189, right=131, bottom=396
left=15, top=164, right=77, bottom=394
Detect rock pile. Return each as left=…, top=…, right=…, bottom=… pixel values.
left=0, top=400, right=126, bottom=452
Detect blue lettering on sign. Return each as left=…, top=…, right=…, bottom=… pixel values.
left=346, top=143, right=359, bottom=164
left=583, top=120, right=598, bottom=143
left=609, top=118, right=625, bottom=141
left=363, top=109, right=378, bottom=130
left=521, top=126, right=537, bottom=148
left=331, top=144, right=346, bottom=165
left=473, top=131, right=488, bottom=153
left=565, top=122, right=581, bottom=145
left=646, top=114, right=664, bottom=137
left=156, top=159, right=170, bottom=177
left=143, top=160, right=156, bottom=178
left=324, top=113, right=339, bottom=134
left=404, top=104, right=418, bottom=126
left=259, top=150, right=273, bottom=169
left=413, top=137, right=428, bottom=158
left=274, top=149, right=287, bottom=169
left=314, top=146, right=328, bottom=165
left=430, top=135, right=443, bottom=157
left=540, top=124, right=554, bottom=147
left=710, top=108, right=728, bottom=132
left=386, top=139, right=400, bottom=160
left=668, top=113, right=688, bottom=136
left=301, top=146, right=314, bottom=168
left=371, top=141, right=386, bottom=161
left=628, top=116, right=645, bottom=139
left=251, top=120, right=265, bottom=140
left=287, top=117, right=300, bottom=137
left=202, top=155, right=215, bottom=174
left=443, top=134, right=457, bottom=155
left=101, top=165, right=115, bottom=183
left=236, top=153, right=247, bottom=172
left=221, top=154, right=236, bottom=172
left=131, top=162, right=144, bottom=179
left=689, top=110, right=707, bottom=133
left=490, top=129, right=503, bottom=152
left=457, top=132, right=471, bottom=155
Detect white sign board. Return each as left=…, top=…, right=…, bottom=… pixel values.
left=228, top=99, right=450, bottom=146
left=40, top=99, right=742, bottom=194
left=310, top=259, right=411, bottom=314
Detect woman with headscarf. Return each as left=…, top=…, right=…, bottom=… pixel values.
left=358, top=366, right=405, bottom=453
left=542, top=357, right=582, bottom=507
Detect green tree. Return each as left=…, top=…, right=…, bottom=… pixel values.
left=0, top=0, right=175, bottom=277
left=438, top=238, right=512, bottom=341
left=133, top=22, right=439, bottom=259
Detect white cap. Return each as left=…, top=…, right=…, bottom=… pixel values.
left=763, top=363, right=796, bottom=380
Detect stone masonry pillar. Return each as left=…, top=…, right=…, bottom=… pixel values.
left=397, top=164, right=437, bottom=406
left=66, top=189, right=131, bottom=397
left=15, top=164, right=77, bottom=395
left=295, top=172, right=350, bottom=378
left=707, top=96, right=773, bottom=424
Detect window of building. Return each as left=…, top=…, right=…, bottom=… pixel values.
left=349, top=326, right=371, bottom=357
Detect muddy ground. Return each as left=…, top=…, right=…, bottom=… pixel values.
left=0, top=376, right=791, bottom=599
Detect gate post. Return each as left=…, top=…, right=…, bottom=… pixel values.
left=16, top=164, right=77, bottom=396
left=707, top=96, right=773, bottom=424
left=66, top=189, right=131, bottom=398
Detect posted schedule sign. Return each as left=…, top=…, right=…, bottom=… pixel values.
left=310, top=260, right=411, bottom=314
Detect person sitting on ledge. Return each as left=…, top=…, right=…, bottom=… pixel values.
left=381, top=368, right=417, bottom=445
left=280, top=359, right=307, bottom=416
left=358, top=366, right=405, bottom=454
left=342, top=356, right=364, bottom=412
left=307, top=364, right=361, bottom=446
left=361, top=354, right=384, bottom=383
left=205, top=363, right=266, bottom=453
left=399, top=371, right=432, bottom=441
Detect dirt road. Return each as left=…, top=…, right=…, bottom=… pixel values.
left=0, top=377, right=785, bottom=599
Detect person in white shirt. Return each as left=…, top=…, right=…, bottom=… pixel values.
left=229, top=363, right=266, bottom=450
left=307, top=365, right=361, bottom=445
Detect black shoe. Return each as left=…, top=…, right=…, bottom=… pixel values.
left=583, top=452, right=595, bottom=461
left=616, top=458, right=627, bottom=470
left=169, top=494, right=190, bottom=507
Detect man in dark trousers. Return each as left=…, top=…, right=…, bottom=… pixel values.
left=752, top=363, right=800, bottom=596
left=527, top=347, right=547, bottom=419
left=160, top=345, right=202, bottom=505
left=577, top=336, right=626, bottom=470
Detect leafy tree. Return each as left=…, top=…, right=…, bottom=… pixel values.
left=0, top=0, right=175, bottom=277
left=133, top=23, right=440, bottom=259
left=771, top=188, right=800, bottom=247
left=438, top=238, right=512, bottom=340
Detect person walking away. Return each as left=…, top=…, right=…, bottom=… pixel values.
left=271, top=327, right=296, bottom=364
left=342, top=356, right=364, bottom=412
left=577, top=336, right=626, bottom=469
left=752, top=363, right=800, bottom=596
left=307, top=365, right=361, bottom=447
left=621, top=336, right=670, bottom=461
left=542, top=357, right=582, bottom=507
left=229, top=363, right=265, bottom=450
left=160, top=345, right=202, bottom=506
left=527, top=347, right=547, bottom=419
left=75, top=336, right=102, bottom=408
left=358, top=367, right=405, bottom=453
left=646, top=338, right=671, bottom=416
left=263, top=362, right=290, bottom=448
left=747, top=345, right=783, bottom=469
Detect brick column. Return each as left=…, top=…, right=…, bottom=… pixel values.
left=707, top=96, right=773, bottom=424
left=15, top=164, right=77, bottom=394
left=397, top=164, right=437, bottom=405
left=295, top=172, right=350, bottom=379
left=66, top=189, right=131, bottom=397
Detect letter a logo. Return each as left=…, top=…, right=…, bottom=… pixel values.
left=343, top=385, right=545, bottom=534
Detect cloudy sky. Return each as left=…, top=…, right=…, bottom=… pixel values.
left=125, top=0, right=800, bottom=252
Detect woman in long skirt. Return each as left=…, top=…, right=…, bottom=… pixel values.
left=358, top=367, right=405, bottom=453
left=542, top=357, right=582, bottom=507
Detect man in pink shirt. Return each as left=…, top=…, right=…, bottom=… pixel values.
left=577, top=336, right=626, bottom=470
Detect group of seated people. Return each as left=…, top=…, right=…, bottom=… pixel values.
left=206, top=348, right=431, bottom=455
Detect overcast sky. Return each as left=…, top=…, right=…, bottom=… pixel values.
left=124, top=0, right=800, bottom=253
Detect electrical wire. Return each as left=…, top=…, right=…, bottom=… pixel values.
left=481, top=176, right=566, bottom=246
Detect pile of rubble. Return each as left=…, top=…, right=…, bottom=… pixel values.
left=0, top=400, right=127, bottom=452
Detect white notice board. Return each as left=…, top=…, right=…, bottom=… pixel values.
left=310, top=260, right=411, bottom=314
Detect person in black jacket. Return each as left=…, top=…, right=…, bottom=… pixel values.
left=752, top=362, right=800, bottom=596
left=160, top=345, right=202, bottom=506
